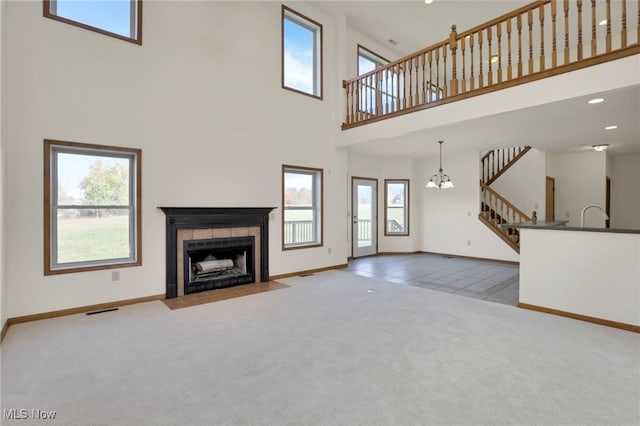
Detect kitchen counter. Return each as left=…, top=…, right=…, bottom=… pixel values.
left=501, top=220, right=640, bottom=234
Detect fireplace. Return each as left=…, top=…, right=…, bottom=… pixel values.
left=159, top=207, right=276, bottom=298
left=183, top=236, right=255, bottom=294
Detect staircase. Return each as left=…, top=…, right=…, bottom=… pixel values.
left=478, top=146, right=531, bottom=253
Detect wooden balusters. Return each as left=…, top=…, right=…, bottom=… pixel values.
left=470, top=33, right=475, bottom=90
left=517, top=15, right=523, bottom=77
left=621, top=0, right=627, bottom=48
left=408, top=58, right=414, bottom=108
left=450, top=25, right=459, bottom=96
left=478, top=30, right=484, bottom=88
left=435, top=47, right=441, bottom=100
left=461, top=36, right=467, bottom=93
left=564, top=0, right=570, bottom=63
left=487, top=26, right=493, bottom=85
left=539, top=4, right=546, bottom=71
left=591, top=0, right=597, bottom=56
left=577, top=0, right=584, bottom=59
left=497, top=23, right=503, bottom=83
left=528, top=10, right=534, bottom=73
left=551, top=0, right=558, bottom=67
left=442, top=44, right=448, bottom=98
left=342, top=1, right=639, bottom=129
left=606, top=0, right=611, bottom=52
left=507, top=19, right=513, bottom=80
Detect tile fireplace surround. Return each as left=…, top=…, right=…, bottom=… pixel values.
left=159, top=207, right=276, bottom=299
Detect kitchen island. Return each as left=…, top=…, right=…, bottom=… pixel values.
left=503, top=221, right=640, bottom=332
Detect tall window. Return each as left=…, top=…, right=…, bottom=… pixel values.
left=282, top=165, right=323, bottom=249
left=357, top=45, right=388, bottom=75
left=357, top=45, right=399, bottom=115
left=282, top=6, right=323, bottom=99
left=44, top=140, right=142, bottom=275
left=384, top=179, right=409, bottom=236
left=43, top=0, right=142, bottom=45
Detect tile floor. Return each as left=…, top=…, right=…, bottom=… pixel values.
left=345, top=253, right=520, bottom=306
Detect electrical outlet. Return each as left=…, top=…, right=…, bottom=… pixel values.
left=328, top=247, right=332, bottom=254
left=565, top=212, right=570, bottom=218
left=112, top=271, right=120, bottom=281
left=467, top=240, right=472, bottom=246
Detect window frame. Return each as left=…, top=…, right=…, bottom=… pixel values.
left=44, top=139, right=142, bottom=275
left=281, top=5, right=323, bottom=100
left=282, top=164, right=323, bottom=250
left=43, top=0, right=143, bottom=45
left=357, top=44, right=389, bottom=76
left=384, top=179, right=410, bottom=236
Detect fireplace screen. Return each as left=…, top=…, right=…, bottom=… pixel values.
left=183, top=236, right=255, bottom=295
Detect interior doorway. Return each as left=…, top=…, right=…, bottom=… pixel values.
left=352, top=177, right=377, bottom=258
left=545, top=176, right=555, bottom=221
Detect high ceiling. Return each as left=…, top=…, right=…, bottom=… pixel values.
left=309, top=1, right=640, bottom=157
left=311, top=0, right=530, bottom=56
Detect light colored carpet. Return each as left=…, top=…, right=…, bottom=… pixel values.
left=1, top=270, right=639, bottom=425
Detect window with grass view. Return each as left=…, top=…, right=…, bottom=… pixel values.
left=385, top=179, right=409, bottom=236
left=282, top=6, right=322, bottom=98
left=283, top=165, right=323, bottom=249
left=43, top=0, right=142, bottom=44
left=45, top=140, right=141, bottom=274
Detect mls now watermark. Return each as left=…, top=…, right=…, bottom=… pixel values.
left=4, top=408, right=57, bottom=420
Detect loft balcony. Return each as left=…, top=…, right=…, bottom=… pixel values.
left=341, top=0, right=640, bottom=130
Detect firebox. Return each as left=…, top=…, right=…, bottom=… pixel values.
left=183, top=236, right=255, bottom=295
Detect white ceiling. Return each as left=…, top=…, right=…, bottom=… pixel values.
left=308, top=1, right=640, bottom=158
left=343, top=85, right=640, bottom=157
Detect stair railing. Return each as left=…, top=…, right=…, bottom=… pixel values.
left=481, top=146, right=532, bottom=184
left=343, top=0, right=640, bottom=129
left=480, top=181, right=531, bottom=232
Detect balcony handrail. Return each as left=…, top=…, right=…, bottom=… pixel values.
left=342, top=0, right=640, bottom=129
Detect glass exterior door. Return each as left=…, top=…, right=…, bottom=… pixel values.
left=352, top=178, right=377, bottom=257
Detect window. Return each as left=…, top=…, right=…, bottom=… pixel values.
left=384, top=179, right=409, bottom=236
left=43, top=0, right=142, bottom=45
left=357, top=45, right=388, bottom=75
left=282, top=6, right=322, bottom=98
left=357, top=45, right=400, bottom=115
left=44, top=140, right=142, bottom=275
left=282, top=165, right=323, bottom=249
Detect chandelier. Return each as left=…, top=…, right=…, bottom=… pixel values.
left=425, top=141, right=454, bottom=189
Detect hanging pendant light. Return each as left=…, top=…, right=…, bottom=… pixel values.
left=426, top=141, right=454, bottom=189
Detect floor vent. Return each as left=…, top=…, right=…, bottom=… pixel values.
left=441, top=255, right=455, bottom=259
left=299, top=274, right=315, bottom=277
left=86, top=307, right=119, bottom=316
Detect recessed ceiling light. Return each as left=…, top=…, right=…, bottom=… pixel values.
left=490, top=55, right=499, bottom=63
left=592, top=144, right=609, bottom=152
left=588, top=98, right=605, bottom=104
left=424, top=0, right=434, bottom=4
left=599, top=19, right=607, bottom=26
left=605, top=125, right=618, bottom=130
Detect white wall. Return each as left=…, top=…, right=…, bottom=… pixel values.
left=547, top=151, right=607, bottom=227
left=4, top=1, right=349, bottom=317
left=610, top=154, right=640, bottom=229
left=490, top=148, right=547, bottom=220
left=421, top=150, right=520, bottom=262
left=520, top=229, right=640, bottom=326
left=347, top=153, right=420, bottom=255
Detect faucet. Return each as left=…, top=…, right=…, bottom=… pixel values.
left=580, top=205, right=609, bottom=227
